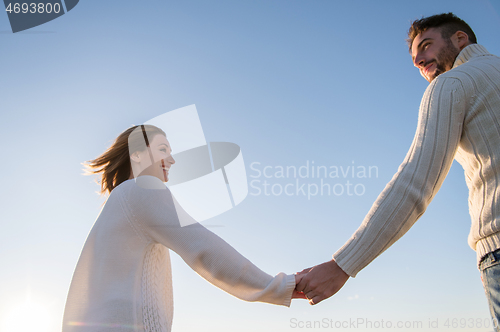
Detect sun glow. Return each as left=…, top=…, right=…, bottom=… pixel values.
left=2, top=299, right=53, bottom=332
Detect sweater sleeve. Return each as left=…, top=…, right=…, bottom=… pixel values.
left=333, top=77, right=467, bottom=277
left=125, top=179, right=295, bottom=307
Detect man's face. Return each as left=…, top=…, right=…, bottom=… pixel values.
left=411, top=28, right=460, bottom=82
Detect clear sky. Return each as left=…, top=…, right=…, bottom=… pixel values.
left=1, top=1, right=500, bottom=331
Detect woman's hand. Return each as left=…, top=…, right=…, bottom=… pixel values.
left=292, top=273, right=308, bottom=299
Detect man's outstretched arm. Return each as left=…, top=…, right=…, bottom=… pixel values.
left=296, top=76, right=466, bottom=305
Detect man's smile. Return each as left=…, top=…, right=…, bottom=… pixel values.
left=423, top=61, right=435, bottom=75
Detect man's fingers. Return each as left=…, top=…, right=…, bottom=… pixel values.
left=294, top=273, right=304, bottom=285
left=297, top=267, right=312, bottom=275
left=309, top=295, right=324, bottom=305
left=305, top=290, right=326, bottom=306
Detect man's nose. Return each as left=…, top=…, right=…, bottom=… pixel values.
left=413, top=53, right=425, bottom=68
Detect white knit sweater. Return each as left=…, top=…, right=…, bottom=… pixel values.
left=62, top=176, right=295, bottom=332
left=334, top=44, right=500, bottom=277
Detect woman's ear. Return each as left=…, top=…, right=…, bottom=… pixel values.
left=130, top=151, right=141, bottom=163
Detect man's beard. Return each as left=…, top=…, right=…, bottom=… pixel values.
left=428, top=39, right=460, bottom=81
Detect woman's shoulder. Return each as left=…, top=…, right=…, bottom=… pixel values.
left=110, top=176, right=182, bottom=227
left=112, top=176, right=174, bottom=208
left=113, top=176, right=168, bottom=193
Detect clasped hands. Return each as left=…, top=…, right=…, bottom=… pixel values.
left=292, top=259, right=350, bottom=305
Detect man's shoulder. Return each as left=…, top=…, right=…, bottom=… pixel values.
left=424, top=50, right=500, bottom=105
left=426, top=73, right=463, bottom=95
left=450, top=50, right=500, bottom=77
left=436, top=55, right=500, bottom=90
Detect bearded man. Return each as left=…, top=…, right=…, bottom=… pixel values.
left=296, top=12, right=500, bottom=330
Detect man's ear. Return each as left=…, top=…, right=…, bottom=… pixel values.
left=452, top=30, right=470, bottom=50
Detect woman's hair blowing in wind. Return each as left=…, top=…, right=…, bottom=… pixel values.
left=83, top=124, right=166, bottom=195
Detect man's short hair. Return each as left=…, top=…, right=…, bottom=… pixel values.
left=407, top=12, right=477, bottom=51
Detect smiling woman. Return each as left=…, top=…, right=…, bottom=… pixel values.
left=128, top=126, right=176, bottom=183
left=83, top=125, right=168, bottom=195
left=62, top=124, right=305, bottom=332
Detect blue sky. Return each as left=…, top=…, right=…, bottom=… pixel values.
left=1, top=1, right=500, bottom=331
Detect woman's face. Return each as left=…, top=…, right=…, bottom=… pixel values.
left=131, top=134, right=175, bottom=182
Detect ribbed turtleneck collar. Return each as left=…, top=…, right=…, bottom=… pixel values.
left=453, top=44, right=490, bottom=69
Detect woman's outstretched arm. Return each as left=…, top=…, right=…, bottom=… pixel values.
left=125, top=178, right=301, bottom=307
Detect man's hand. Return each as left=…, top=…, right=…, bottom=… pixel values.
left=295, top=259, right=349, bottom=305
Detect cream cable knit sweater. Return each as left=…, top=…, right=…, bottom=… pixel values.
left=334, top=44, right=500, bottom=277
left=62, top=176, right=295, bottom=332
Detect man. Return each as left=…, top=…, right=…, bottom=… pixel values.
left=296, top=12, right=500, bottom=328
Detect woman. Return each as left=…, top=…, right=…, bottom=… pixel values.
left=62, top=124, right=304, bottom=332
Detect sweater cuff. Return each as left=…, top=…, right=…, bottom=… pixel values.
left=332, top=252, right=359, bottom=278
left=281, top=273, right=296, bottom=307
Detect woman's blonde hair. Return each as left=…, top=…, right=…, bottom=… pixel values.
left=84, top=124, right=166, bottom=195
